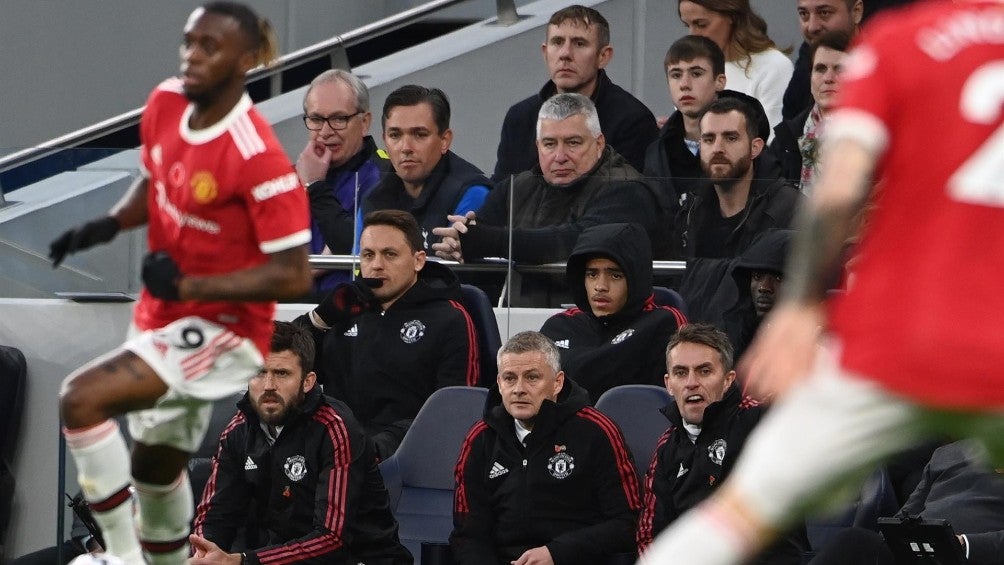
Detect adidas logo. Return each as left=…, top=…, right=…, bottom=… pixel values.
left=344, top=324, right=358, bottom=337
left=489, top=461, right=509, bottom=479
left=245, top=456, right=258, bottom=471
left=554, top=339, right=569, bottom=349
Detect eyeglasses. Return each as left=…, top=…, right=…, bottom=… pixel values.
left=302, top=111, right=364, bottom=131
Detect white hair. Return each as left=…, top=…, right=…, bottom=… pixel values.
left=535, top=93, right=602, bottom=140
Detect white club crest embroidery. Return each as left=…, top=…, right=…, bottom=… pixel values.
left=707, top=439, right=727, bottom=466
left=400, top=320, right=426, bottom=344
left=610, top=329, right=635, bottom=345
left=547, top=452, right=575, bottom=479
left=284, top=455, right=307, bottom=481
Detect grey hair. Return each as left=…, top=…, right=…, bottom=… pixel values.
left=303, top=69, right=370, bottom=113
left=497, top=331, right=562, bottom=374
left=536, top=93, right=602, bottom=139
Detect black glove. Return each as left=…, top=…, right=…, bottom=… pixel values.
left=49, top=216, right=121, bottom=267
left=142, top=251, right=183, bottom=301
left=313, top=280, right=379, bottom=327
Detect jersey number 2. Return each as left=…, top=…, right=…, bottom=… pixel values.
left=949, top=61, right=1004, bottom=206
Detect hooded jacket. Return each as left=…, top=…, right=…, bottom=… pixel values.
left=637, top=385, right=803, bottom=564
left=193, top=387, right=413, bottom=565
left=298, top=261, right=480, bottom=459
left=451, top=379, right=641, bottom=565
left=492, top=70, right=658, bottom=181
left=721, top=229, right=793, bottom=360
left=540, top=223, right=687, bottom=402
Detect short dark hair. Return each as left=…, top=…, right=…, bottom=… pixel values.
left=810, top=29, right=852, bottom=64
left=270, top=321, right=315, bottom=375
left=201, top=1, right=278, bottom=66
left=548, top=5, right=610, bottom=47
left=665, top=35, right=726, bottom=77
left=363, top=209, right=424, bottom=253
left=381, top=85, right=451, bottom=134
left=701, top=96, right=761, bottom=141
left=665, top=323, right=735, bottom=372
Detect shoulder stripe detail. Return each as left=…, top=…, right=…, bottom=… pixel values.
left=558, top=307, right=583, bottom=318
left=449, top=299, right=481, bottom=386
left=230, top=112, right=267, bottom=160
left=256, top=406, right=349, bottom=564
left=454, top=420, right=490, bottom=514
left=156, top=77, right=185, bottom=94
left=637, top=426, right=675, bottom=551
left=260, top=229, right=312, bottom=254
left=826, top=108, right=889, bottom=157
left=578, top=407, right=642, bottom=510
left=192, top=411, right=247, bottom=539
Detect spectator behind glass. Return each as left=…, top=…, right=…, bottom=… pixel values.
left=540, top=223, right=687, bottom=403
left=295, top=69, right=389, bottom=295
left=769, top=30, right=851, bottom=196
left=678, top=0, right=793, bottom=136
left=492, top=5, right=657, bottom=181
left=782, top=0, right=861, bottom=121
left=359, top=85, right=489, bottom=252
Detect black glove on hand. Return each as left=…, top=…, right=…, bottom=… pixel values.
left=142, top=251, right=183, bottom=301
left=314, top=280, right=378, bottom=327
left=49, top=216, right=121, bottom=267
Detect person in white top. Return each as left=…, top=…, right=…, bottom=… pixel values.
left=678, top=0, right=793, bottom=137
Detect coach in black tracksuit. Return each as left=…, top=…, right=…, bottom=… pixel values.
left=193, top=386, right=412, bottom=565
left=451, top=345, right=641, bottom=565
left=540, top=223, right=687, bottom=403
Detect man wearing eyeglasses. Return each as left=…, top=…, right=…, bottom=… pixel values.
left=296, top=70, right=389, bottom=294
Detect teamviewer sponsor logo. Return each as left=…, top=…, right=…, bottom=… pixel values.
left=251, top=172, right=300, bottom=202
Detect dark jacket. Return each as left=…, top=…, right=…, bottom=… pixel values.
left=675, top=163, right=801, bottom=260
left=297, top=261, right=480, bottom=459
left=637, top=385, right=802, bottom=564
left=721, top=229, right=793, bottom=360
left=781, top=42, right=812, bottom=122
left=362, top=150, right=490, bottom=250
left=192, top=388, right=413, bottom=565
left=492, top=70, right=658, bottom=181
left=768, top=106, right=812, bottom=186
left=897, top=440, right=1004, bottom=565
left=308, top=136, right=389, bottom=291
left=451, top=380, right=641, bottom=565
left=540, top=223, right=687, bottom=403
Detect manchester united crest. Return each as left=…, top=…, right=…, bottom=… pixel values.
left=400, top=320, right=426, bottom=344
left=610, top=328, right=635, bottom=345
left=191, top=171, right=218, bottom=204
left=547, top=452, right=575, bottom=479
left=284, top=455, right=307, bottom=482
left=707, top=439, right=727, bottom=466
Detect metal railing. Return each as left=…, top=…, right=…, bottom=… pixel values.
left=0, top=0, right=523, bottom=193
left=309, top=254, right=687, bottom=275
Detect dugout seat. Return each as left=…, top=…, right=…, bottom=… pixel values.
left=379, top=386, right=489, bottom=564
left=459, top=284, right=502, bottom=387
left=652, top=286, right=688, bottom=317
left=594, top=384, right=672, bottom=481
left=0, top=345, right=27, bottom=560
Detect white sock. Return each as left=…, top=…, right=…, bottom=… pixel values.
left=136, top=472, right=194, bottom=565
left=638, top=504, right=750, bottom=565
left=64, top=421, right=145, bottom=565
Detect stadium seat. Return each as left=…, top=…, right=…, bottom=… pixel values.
left=459, top=284, right=502, bottom=387
left=594, top=384, right=672, bottom=480
left=0, top=345, right=27, bottom=560
left=652, top=286, right=688, bottom=317
left=379, top=386, right=489, bottom=564
left=801, top=466, right=900, bottom=562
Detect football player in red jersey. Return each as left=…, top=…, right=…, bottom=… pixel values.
left=49, top=3, right=311, bottom=563
left=640, top=1, right=1004, bottom=563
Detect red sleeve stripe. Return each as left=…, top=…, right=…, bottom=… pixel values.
left=255, top=406, right=349, bottom=564
left=659, top=306, right=688, bottom=327
left=192, top=412, right=246, bottom=538
left=449, top=299, right=481, bottom=386
left=578, top=407, right=642, bottom=510
left=636, top=427, right=673, bottom=552
left=453, top=421, right=489, bottom=514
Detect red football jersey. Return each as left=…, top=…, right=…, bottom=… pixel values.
left=134, top=78, right=310, bottom=355
left=826, top=1, right=1004, bottom=409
